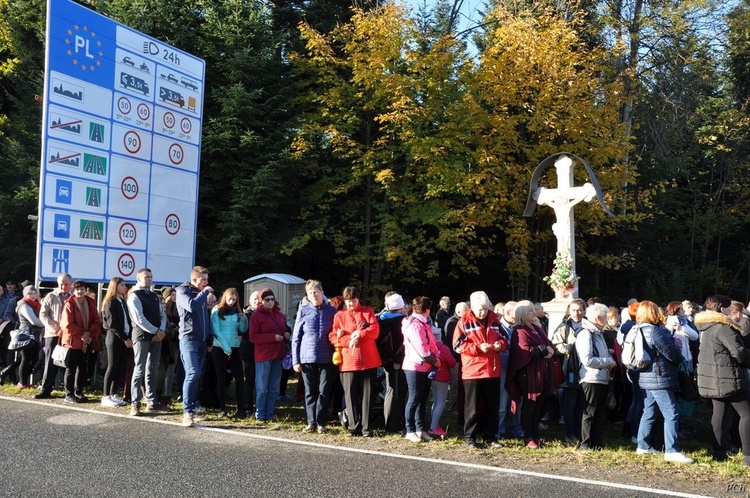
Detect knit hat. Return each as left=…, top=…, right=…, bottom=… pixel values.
left=20, top=279, right=32, bottom=288
left=22, top=285, right=37, bottom=297
left=161, top=287, right=175, bottom=299
left=386, top=293, right=405, bottom=311
left=259, top=288, right=275, bottom=301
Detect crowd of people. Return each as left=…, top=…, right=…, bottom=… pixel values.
left=1, top=271, right=750, bottom=466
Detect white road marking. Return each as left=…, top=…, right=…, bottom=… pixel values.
left=1, top=396, right=710, bottom=498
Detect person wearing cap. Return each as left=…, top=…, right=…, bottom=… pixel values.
left=176, top=266, right=214, bottom=427
left=376, top=291, right=407, bottom=433
left=35, top=274, right=72, bottom=398
left=60, top=280, right=101, bottom=403
left=330, top=286, right=381, bottom=437
left=292, top=279, right=337, bottom=432
left=1, top=279, right=27, bottom=325
left=1, top=285, right=44, bottom=387
left=249, top=287, right=289, bottom=422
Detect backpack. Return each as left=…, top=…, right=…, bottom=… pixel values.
left=621, top=324, right=653, bottom=371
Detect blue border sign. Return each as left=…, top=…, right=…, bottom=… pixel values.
left=37, top=0, right=205, bottom=284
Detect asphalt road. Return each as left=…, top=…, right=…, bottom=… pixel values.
left=0, top=398, right=709, bottom=498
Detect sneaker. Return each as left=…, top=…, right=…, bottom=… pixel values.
left=64, top=395, right=81, bottom=404
left=487, top=440, right=502, bottom=448
left=525, top=439, right=539, bottom=449
left=234, top=411, right=247, bottom=419
left=538, top=422, right=548, bottom=430
left=417, top=431, right=432, bottom=442
left=195, top=404, right=206, bottom=413
left=636, top=447, right=661, bottom=455
left=34, top=391, right=52, bottom=399
left=405, top=432, right=422, bottom=443
left=302, top=424, right=315, bottom=433
left=664, top=452, right=694, bottom=464
left=564, top=435, right=580, bottom=445
left=317, top=426, right=327, bottom=434
left=182, top=412, right=194, bottom=427
left=558, top=416, right=565, bottom=425
left=129, top=405, right=140, bottom=416
left=217, top=410, right=227, bottom=418
left=428, top=427, right=447, bottom=438
left=76, top=394, right=88, bottom=403
left=465, top=438, right=477, bottom=449
left=100, top=396, right=119, bottom=407
left=631, top=437, right=638, bottom=444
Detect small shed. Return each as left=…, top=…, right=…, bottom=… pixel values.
left=243, top=273, right=306, bottom=324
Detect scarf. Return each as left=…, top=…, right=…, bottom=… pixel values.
left=22, top=297, right=41, bottom=315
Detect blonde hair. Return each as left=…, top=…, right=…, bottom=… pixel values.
left=513, top=300, right=534, bottom=326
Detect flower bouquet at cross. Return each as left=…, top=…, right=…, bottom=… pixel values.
left=543, top=251, right=580, bottom=296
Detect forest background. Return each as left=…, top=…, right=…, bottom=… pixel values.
left=2, top=0, right=750, bottom=307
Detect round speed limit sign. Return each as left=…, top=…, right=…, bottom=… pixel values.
left=165, top=213, right=180, bottom=235
left=117, top=253, right=136, bottom=277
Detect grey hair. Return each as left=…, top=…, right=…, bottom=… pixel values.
left=586, top=302, right=609, bottom=323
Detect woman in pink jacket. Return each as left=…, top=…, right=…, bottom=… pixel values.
left=402, top=296, right=441, bottom=443
left=329, top=286, right=380, bottom=437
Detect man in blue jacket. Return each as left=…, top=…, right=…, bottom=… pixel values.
left=176, top=265, right=213, bottom=427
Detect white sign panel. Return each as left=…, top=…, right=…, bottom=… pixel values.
left=37, top=0, right=205, bottom=284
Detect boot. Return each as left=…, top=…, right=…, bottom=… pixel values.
left=0, top=364, right=15, bottom=385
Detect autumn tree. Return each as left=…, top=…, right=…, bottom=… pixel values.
left=470, top=6, right=632, bottom=300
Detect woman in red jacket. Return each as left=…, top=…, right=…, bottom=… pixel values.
left=60, top=280, right=101, bottom=403
left=452, top=291, right=507, bottom=448
left=249, top=288, right=288, bottom=422
left=329, top=286, right=381, bottom=437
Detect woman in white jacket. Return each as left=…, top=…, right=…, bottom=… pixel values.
left=575, top=302, right=616, bottom=451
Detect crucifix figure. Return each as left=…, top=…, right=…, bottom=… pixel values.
left=523, top=153, right=614, bottom=300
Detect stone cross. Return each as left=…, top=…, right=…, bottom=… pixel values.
left=533, top=156, right=596, bottom=264
left=532, top=156, right=596, bottom=300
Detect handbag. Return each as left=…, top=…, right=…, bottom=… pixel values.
left=282, top=343, right=293, bottom=370
left=551, top=355, right=565, bottom=386
left=677, top=361, right=698, bottom=402
left=7, top=329, right=34, bottom=351
left=52, top=345, right=70, bottom=368
left=332, top=347, right=343, bottom=366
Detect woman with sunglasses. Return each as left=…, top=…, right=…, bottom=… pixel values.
left=249, top=288, right=289, bottom=422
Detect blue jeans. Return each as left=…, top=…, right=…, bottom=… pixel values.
left=132, top=339, right=161, bottom=406
left=638, top=389, right=680, bottom=453
left=404, top=370, right=431, bottom=433
left=498, top=352, right=524, bottom=437
left=179, top=339, right=206, bottom=414
left=627, top=379, right=644, bottom=439
left=255, top=359, right=282, bottom=421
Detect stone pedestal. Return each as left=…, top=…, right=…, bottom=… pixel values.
left=543, top=299, right=571, bottom=335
